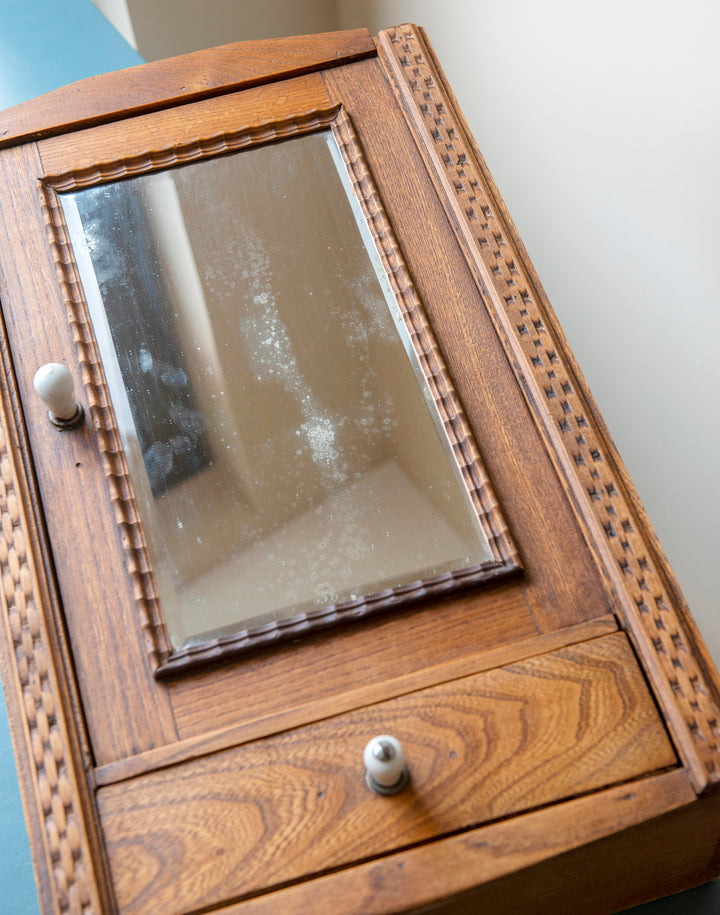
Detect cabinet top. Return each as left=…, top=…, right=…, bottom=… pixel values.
left=0, top=28, right=376, bottom=149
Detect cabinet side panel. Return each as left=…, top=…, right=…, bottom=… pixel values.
left=0, top=162, right=108, bottom=907
left=376, top=23, right=720, bottom=791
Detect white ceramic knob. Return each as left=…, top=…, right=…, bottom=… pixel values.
left=33, top=363, right=84, bottom=429
left=363, top=735, right=409, bottom=795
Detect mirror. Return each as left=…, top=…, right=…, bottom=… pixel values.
left=61, top=129, right=497, bottom=654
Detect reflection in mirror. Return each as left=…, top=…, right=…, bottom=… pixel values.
left=62, top=130, right=495, bottom=650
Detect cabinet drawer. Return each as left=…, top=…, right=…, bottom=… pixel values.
left=98, top=632, right=676, bottom=915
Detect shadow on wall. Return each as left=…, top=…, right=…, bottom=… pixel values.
left=125, top=0, right=339, bottom=60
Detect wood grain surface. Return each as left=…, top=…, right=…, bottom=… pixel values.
left=37, top=73, right=333, bottom=179
left=219, top=768, right=712, bottom=915
left=98, top=632, right=676, bottom=915
left=0, top=30, right=375, bottom=148
left=1, top=55, right=615, bottom=768
left=95, top=616, right=618, bottom=787
left=0, top=175, right=112, bottom=911
left=0, top=142, right=177, bottom=764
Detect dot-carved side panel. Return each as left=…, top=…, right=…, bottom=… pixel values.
left=378, top=23, right=720, bottom=788
left=0, top=417, right=100, bottom=913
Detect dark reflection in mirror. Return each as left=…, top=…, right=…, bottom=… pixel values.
left=63, top=130, right=493, bottom=649
left=73, top=184, right=212, bottom=494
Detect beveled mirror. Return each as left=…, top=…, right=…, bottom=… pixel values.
left=45, top=108, right=519, bottom=673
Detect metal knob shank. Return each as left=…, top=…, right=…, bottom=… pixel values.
left=363, top=735, right=409, bottom=795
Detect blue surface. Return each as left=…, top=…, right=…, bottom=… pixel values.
left=0, top=677, right=38, bottom=915
left=0, top=0, right=142, bottom=110
left=0, top=4, right=141, bottom=910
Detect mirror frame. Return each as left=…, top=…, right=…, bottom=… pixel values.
left=41, top=104, right=520, bottom=676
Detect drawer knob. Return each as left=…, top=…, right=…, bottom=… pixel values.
left=33, top=363, right=84, bottom=430
left=363, top=735, right=409, bottom=795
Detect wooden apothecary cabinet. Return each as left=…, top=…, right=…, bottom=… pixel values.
left=0, top=25, right=718, bottom=915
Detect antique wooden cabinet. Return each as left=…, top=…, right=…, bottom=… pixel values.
left=0, top=25, right=718, bottom=915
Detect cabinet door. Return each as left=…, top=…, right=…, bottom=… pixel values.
left=4, top=50, right=607, bottom=765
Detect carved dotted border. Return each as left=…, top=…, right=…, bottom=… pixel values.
left=0, top=415, right=99, bottom=912
left=378, top=24, right=720, bottom=788
left=40, top=106, right=519, bottom=676
left=44, top=108, right=342, bottom=192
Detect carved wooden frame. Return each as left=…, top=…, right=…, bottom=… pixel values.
left=376, top=23, right=720, bottom=792
left=40, top=104, right=521, bottom=677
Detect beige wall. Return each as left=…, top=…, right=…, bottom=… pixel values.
left=93, top=0, right=720, bottom=668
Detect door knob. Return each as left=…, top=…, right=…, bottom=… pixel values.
left=363, top=735, right=409, bottom=795
left=33, top=363, right=84, bottom=430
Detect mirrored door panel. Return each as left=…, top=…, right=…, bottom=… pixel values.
left=51, top=117, right=518, bottom=670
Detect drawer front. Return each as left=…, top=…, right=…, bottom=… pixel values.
left=98, top=632, right=676, bottom=914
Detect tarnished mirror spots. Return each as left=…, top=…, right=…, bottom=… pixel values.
left=59, top=125, right=515, bottom=665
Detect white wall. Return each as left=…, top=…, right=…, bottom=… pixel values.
left=336, top=1, right=720, bottom=666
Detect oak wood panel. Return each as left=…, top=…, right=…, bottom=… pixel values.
left=222, top=769, right=699, bottom=915
left=98, top=633, right=676, bottom=915
left=37, top=73, right=332, bottom=179
left=322, top=60, right=611, bottom=632
left=96, top=615, right=618, bottom=787
left=0, top=30, right=375, bottom=148
left=171, top=582, right=536, bottom=739
left=0, top=142, right=177, bottom=764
